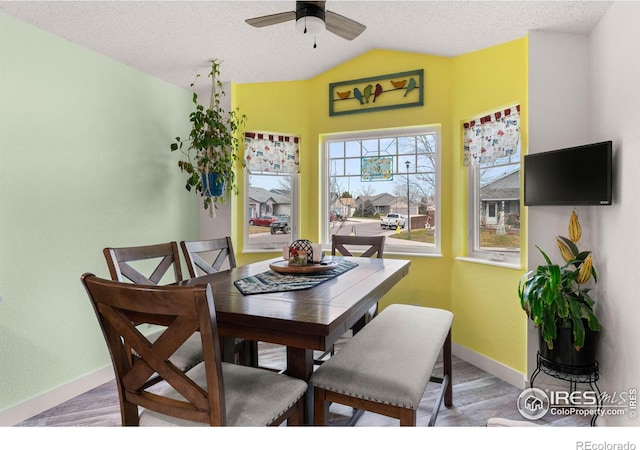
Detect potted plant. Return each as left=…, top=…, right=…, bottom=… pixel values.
left=518, top=210, right=601, bottom=368
left=170, top=59, right=247, bottom=212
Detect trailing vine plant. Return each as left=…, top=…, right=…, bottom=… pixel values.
left=170, top=59, right=247, bottom=212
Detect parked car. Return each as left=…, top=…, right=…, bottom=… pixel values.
left=248, top=215, right=276, bottom=227
left=380, top=213, right=406, bottom=229
left=270, top=215, right=291, bottom=234
left=330, top=210, right=346, bottom=222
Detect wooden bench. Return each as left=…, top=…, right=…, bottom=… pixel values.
left=309, top=304, right=453, bottom=426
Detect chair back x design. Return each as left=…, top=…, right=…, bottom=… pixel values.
left=331, top=235, right=385, bottom=259
left=103, top=241, right=201, bottom=373
left=180, top=237, right=236, bottom=278
left=81, top=273, right=306, bottom=426
left=103, top=242, right=183, bottom=285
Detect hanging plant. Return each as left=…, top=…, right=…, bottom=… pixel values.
left=170, top=59, right=247, bottom=212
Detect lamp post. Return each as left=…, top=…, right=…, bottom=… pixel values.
left=405, top=160, right=411, bottom=240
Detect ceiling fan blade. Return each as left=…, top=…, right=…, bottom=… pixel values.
left=325, top=10, right=366, bottom=40
left=245, top=11, right=296, bottom=28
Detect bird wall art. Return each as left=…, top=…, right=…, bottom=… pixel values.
left=329, top=69, right=424, bottom=116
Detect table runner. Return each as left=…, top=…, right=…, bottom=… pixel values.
left=234, top=259, right=358, bottom=295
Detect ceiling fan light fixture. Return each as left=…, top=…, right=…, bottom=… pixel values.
left=246, top=1, right=365, bottom=41
left=296, top=15, right=324, bottom=35
left=295, top=2, right=325, bottom=35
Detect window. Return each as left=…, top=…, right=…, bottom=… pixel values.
left=465, top=106, right=521, bottom=264
left=243, top=132, right=299, bottom=252
left=322, top=126, right=440, bottom=255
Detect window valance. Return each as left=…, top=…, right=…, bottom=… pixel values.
left=463, top=105, right=520, bottom=166
left=244, top=132, right=300, bottom=174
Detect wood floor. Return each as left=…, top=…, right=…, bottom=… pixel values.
left=16, top=341, right=589, bottom=427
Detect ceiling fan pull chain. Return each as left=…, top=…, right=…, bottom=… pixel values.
left=314, top=36, right=317, bottom=49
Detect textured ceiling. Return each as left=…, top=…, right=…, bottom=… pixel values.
left=0, top=1, right=612, bottom=89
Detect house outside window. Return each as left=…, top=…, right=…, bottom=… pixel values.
left=243, top=132, right=299, bottom=252
left=322, top=126, right=440, bottom=255
left=464, top=105, right=521, bottom=264
left=469, top=157, right=521, bottom=263
left=244, top=173, right=298, bottom=251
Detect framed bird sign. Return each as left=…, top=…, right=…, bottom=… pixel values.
left=329, top=69, right=424, bottom=117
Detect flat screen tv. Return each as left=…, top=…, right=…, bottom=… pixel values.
left=524, top=141, right=612, bottom=206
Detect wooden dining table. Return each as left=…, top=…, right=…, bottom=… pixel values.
left=179, top=255, right=411, bottom=423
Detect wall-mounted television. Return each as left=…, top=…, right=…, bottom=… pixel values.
left=524, top=141, right=612, bottom=206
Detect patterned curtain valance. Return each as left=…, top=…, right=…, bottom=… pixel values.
left=244, top=132, right=300, bottom=174
left=463, top=105, right=520, bottom=166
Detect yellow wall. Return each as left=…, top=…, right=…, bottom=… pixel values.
left=450, top=38, right=528, bottom=374
left=233, top=79, right=311, bottom=256
left=234, top=42, right=528, bottom=374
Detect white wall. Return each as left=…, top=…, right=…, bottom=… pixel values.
left=527, top=30, right=592, bottom=382
left=528, top=2, right=640, bottom=426
left=589, top=1, right=640, bottom=426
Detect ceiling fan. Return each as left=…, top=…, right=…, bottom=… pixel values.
left=245, top=1, right=366, bottom=41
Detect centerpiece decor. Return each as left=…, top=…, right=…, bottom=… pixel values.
left=289, top=239, right=314, bottom=265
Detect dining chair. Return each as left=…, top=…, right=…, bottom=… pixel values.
left=314, top=234, right=387, bottom=424
left=81, top=273, right=306, bottom=426
left=180, top=237, right=237, bottom=277
left=180, top=237, right=257, bottom=367
left=103, top=241, right=183, bottom=285
left=332, top=234, right=385, bottom=332
left=102, top=241, right=201, bottom=373
left=314, top=235, right=386, bottom=369
left=332, top=234, right=385, bottom=260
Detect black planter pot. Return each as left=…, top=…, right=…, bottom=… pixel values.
left=539, top=318, right=599, bottom=374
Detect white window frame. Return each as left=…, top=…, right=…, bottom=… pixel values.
left=467, top=159, right=521, bottom=265
left=243, top=171, right=299, bottom=253
left=321, top=126, right=441, bottom=256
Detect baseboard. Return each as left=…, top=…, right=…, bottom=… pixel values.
left=3, top=345, right=526, bottom=426
left=452, top=342, right=527, bottom=390
left=0, top=365, right=114, bottom=426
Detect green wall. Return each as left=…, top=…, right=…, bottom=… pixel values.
left=235, top=44, right=528, bottom=374
left=0, top=13, right=199, bottom=414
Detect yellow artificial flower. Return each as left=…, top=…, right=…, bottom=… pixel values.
left=557, top=237, right=575, bottom=263
left=576, top=253, right=593, bottom=284
left=569, top=209, right=582, bottom=243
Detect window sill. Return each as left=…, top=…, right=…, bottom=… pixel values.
left=242, top=247, right=283, bottom=254
left=455, top=256, right=522, bottom=270
left=243, top=248, right=444, bottom=259
left=385, top=251, right=444, bottom=258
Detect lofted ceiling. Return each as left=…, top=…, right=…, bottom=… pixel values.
left=0, top=1, right=612, bottom=89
